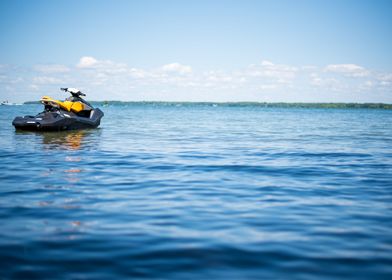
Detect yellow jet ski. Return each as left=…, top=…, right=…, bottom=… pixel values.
left=12, top=88, right=104, bottom=131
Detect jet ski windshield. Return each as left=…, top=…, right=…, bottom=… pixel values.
left=61, top=88, right=92, bottom=107
left=61, top=87, right=86, bottom=97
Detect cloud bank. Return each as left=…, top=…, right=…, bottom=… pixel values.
left=0, top=56, right=391, bottom=102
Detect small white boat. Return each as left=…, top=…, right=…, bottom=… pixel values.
left=1, top=101, right=22, bottom=106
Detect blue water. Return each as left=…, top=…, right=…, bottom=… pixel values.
left=1, top=104, right=392, bottom=279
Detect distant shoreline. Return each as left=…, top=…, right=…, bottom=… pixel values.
left=22, top=101, right=392, bottom=109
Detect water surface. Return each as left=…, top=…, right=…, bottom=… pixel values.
left=1, top=104, right=392, bottom=279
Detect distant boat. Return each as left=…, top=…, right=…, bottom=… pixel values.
left=1, top=101, right=22, bottom=106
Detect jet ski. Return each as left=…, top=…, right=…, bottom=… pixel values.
left=12, top=88, right=104, bottom=131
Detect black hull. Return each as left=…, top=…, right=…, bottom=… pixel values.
left=13, top=108, right=104, bottom=131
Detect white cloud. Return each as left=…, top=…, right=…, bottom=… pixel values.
left=261, top=60, right=274, bottom=67
left=128, top=68, right=146, bottom=78
left=32, top=76, right=62, bottom=84
left=2, top=57, right=392, bottom=103
left=325, top=64, right=369, bottom=77
left=77, top=56, right=98, bottom=68
left=259, top=84, right=278, bottom=90
left=29, top=84, right=39, bottom=91
left=205, top=71, right=233, bottom=83
left=377, top=73, right=392, bottom=83
left=34, top=64, right=70, bottom=73
left=310, top=73, right=323, bottom=86
left=161, top=63, right=192, bottom=74
left=247, top=61, right=298, bottom=81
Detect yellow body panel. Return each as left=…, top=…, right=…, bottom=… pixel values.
left=70, top=101, right=84, bottom=113
left=40, top=96, right=84, bottom=113
left=61, top=101, right=73, bottom=111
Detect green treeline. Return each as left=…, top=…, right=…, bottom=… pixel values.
left=95, top=101, right=392, bottom=109
left=23, top=100, right=392, bottom=109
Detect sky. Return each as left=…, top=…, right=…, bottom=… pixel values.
left=0, top=0, right=391, bottom=102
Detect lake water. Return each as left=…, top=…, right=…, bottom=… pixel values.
left=1, top=104, right=392, bottom=279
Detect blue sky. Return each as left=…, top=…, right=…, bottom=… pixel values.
left=1, top=0, right=391, bottom=102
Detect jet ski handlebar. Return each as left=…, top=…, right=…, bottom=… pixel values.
left=61, top=87, right=86, bottom=96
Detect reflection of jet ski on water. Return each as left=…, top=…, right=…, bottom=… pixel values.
left=12, top=88, right=104, bottom=131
